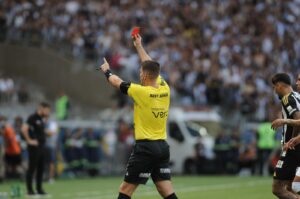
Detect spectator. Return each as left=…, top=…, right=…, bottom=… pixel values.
left=45, top=119, right=58, bottom=183
left=117, top=119, right=134, bottom=165
left=17, top=84, right=29, bottom=104
left=256, top=121, right=276, bottom=176
left=55, top=91, right=70, bottom=121
left=1, top=116, right=22, bottom=179
left=0, top=76, right=6, bottom=102
left=194, top=138, right=209, bottom=174
left=214, top=131, right=231, bottom=174
left=102, top=128, right=117, bottom=174
left=71, top=128, right=85, bottom=175
left=0, top=77, right=14, bottom=103
left=62, top=128, right=75, bottom=177
left=0, top=118, right=5, bottom=182
left=238, top=144, right=257, bottom=176
left=240, top=128, right=257, bottom=146
left=84, top=128, right=101, bottom=177
left=14, top=116, right=27, bottom=170
left=228, top=129, right=240, bottom=174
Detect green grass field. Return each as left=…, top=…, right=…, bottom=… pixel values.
left=1, top=176, right=274, bottom=199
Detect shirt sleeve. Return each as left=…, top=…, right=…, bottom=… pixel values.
left=26, top=116, right=34, bottom=127
left=127, top=83, right=144, bottom=101
left=120, top=81, right=131, bottom=95
left=283, top=95, right=300, bottom=117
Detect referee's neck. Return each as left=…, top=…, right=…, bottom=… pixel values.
left=144, top=80, right=158, bottom=88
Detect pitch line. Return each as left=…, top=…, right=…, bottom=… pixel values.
left=66, top=179, right=270, bottom=199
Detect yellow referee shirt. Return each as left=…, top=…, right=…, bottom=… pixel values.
left=128, top=76, right=170, bottom=140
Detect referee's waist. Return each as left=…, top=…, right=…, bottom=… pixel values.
left=135, top=139, right=166, bottom=143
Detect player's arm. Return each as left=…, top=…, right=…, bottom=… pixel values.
left=133, top=34, right=152, bottom=62
left=21, top=123, right=38, bottom=146
left=272, top=118, right=300, bottom=129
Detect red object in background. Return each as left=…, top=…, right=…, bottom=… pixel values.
left=131, top=27, right=140, bottom=38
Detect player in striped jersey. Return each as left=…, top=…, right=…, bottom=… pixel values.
left=272, top=73, right=300, bottom=194
left=271, top=73, right=300, bottom=199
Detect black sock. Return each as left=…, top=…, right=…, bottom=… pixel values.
left=118, top=192, right=131, bottom=199
left=165, top=193, right=178, bottom=199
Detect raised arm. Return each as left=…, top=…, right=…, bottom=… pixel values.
left=98, top=58, right=124, bottom=89
left=133, top=34, right=152, bottom=62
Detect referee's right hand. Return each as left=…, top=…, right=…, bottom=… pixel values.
left=28, top=139, right=38, bottom=146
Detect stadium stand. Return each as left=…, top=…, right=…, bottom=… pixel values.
left=1, top=0, right=300, bottom=122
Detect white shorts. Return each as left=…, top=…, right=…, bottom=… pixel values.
left=296, top=167, right=300, bottom=177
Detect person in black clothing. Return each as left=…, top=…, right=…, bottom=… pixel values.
left=21, top=102, right=51, bottom=196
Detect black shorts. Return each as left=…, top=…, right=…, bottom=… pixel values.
left=124, top=140, right=171, bottom=185
left=5, top=154, right=22, bottom=166
left=274, top=145, right=300, bottom=181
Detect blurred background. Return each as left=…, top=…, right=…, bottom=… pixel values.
left=0, top=0, right=300, bottom=188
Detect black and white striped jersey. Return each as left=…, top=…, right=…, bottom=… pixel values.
left=281, top=91, right=300, bottom=145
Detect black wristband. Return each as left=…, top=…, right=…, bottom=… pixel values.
left=104, top=69, right=113, bottom=80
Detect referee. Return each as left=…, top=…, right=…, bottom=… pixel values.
left=22, top=102, right=50, bottom=196
left=98, top=34, right=178, bottom=199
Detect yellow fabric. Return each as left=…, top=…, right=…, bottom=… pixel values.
left=128, top=76, right=170, bottom=140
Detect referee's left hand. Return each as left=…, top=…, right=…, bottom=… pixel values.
left=99, top=58, right=110, bottom=72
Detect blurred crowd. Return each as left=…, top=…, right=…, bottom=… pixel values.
left=1, top=0, right=300, bottom=122
left=0, top=114, right=134, bottom=181
left=210, top=121, right=282, bottom=176
left=0, top=75, right=30, bottom=104
left=0, top=110, right=283, bottom=181
left=0, top=76, right=14, bottom=103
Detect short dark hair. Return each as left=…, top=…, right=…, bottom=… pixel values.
left=39, top=102, right=50, bottom=108
left=141, top=60, right=160, bottom=80
left=271, top=73, right=291, bottom=85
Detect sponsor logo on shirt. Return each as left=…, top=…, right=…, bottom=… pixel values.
left=287, top=106, right=293, bottom=112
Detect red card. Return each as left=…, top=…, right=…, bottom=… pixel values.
left=131, top=27, right=140, bottom=38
